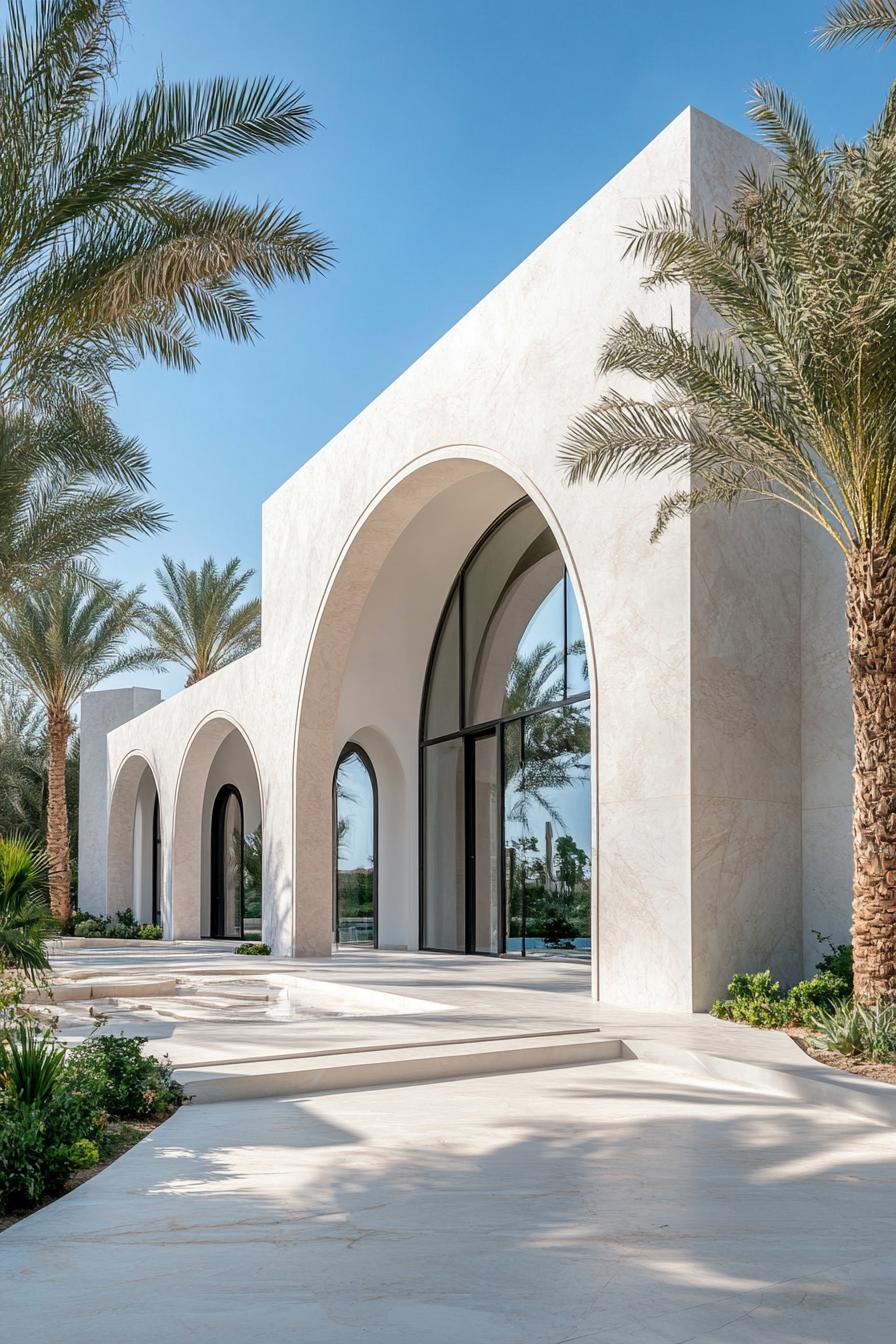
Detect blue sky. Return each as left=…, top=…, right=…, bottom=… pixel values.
left=101, top=0, right=893, bottom=697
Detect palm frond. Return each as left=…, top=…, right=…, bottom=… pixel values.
left=818, top=0, right=896, bottom=46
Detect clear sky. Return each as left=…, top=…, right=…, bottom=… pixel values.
left=98, top=0, right=893, bottom=698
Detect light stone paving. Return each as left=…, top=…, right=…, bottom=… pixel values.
left=4, top=948, right=896, bottom=1342
left=3, top=1059, right=896, bottom=1342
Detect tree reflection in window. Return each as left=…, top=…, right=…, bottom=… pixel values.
left=334, top=746, right=376, bottom=946
left=421, top=499, right=591, bottom=958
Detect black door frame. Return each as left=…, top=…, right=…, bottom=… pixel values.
left=464, top=728, right=499, bottom=955
left=151, top=793, right=161, bottom=928
left=210, top=783, right=244, bottom=939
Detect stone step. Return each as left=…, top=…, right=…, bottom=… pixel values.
left=176, top=1030, right=622, bottom=1103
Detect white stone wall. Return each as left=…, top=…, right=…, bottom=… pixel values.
left=78, top=686, right=160, bottom=915
left=78, top=107, right=855, bottom=1010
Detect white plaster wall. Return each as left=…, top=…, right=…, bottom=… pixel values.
left=688, top=113, right=803, bottom=1008
left=260, top=108, right=699, bottom=1005
left=801, top=519, right=853, bottom=971
left=98, top=107, right=839, bottom=1011
left=199, top=729, right=262, bottom=936
left=78, top=687, right=160, bottom=913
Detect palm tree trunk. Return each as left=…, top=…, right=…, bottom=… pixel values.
left=847, top=545, right=896, bottom=1001
left=46, top=708, right=72, bottom=926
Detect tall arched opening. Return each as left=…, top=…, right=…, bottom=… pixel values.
left=171, top=717, right=263, bottom=940
left=106, top=754, right=161, bottom=926
left=420, top=498, right=591, bottom=958
left=292, top=452, right=595, bottom=972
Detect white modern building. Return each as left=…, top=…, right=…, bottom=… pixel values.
left=78, top=108, right=855, bottom=1012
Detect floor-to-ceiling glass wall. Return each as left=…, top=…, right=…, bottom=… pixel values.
left=420, top=499, right=592, bottom=958
left=334, top=744, right=377, bottom=945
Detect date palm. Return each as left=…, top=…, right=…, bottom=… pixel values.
left=560, top=83, right=896, bottom=1003
left=820, top=1, right=896, bottom=44
left=140, top=555, right=260, bottom=686
left=0, top=398, right=165, bottom=605
left=0, top=684, right=45, bottom=838
left=0, top=574, right=163, bottom=922
left=0, top=0, right=331, bottom=415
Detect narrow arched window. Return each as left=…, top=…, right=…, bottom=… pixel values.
left=211, top=784, right=244, bottom=939
left=334, top=744, right=377, bottom=946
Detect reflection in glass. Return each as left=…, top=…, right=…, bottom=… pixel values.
left=243, top=825, right=262, bottom=939
left=335, top=749, right=376, bottom=945
left=211, top=786, right=243, bottom=939
left=421, top=499, right=592, bottom=959
left=473, top=734, right=499, bottom=953
left=422, top=739, right=464, bottom=950
left=465, top=502, right=564, bottom=725
left=424, top=588, right=460, bottom=739
left=565, top=572, right=589, bottom=696
left=504, top=702, right=591, bottom=958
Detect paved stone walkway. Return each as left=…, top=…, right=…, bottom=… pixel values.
left=3, top=949, right=896, bottom=1342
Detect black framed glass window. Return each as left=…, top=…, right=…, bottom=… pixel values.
left=420, top=499, right=592, bottom=958
left=210, top=784, right=244, bottom=939
left=334, top=744, right=377, bottom=946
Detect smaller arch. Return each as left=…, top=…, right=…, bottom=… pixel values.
left=106, top=753, right=161, bottom=926
left=171, top=713, right=263, bottom=940
left=333, top=742, right=378, bottom=947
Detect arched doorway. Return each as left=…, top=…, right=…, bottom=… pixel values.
left=107, top=755, right=162, bottom=928
left=420, top=498, right=591, bottom=958
left=334, top=744, right=377, bottom=946
left=171, top=717, right=262, bottom=940
left=210, top=784, right=244, bottom=939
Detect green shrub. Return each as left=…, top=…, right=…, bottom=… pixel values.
left=711, top=970, right=791, bottom=1027
left=808, top=999, right=896, bottom=1062
left=0, top=1022, right=66, bottom=1107
left=711, top=965, right=853, bottom=1030
left=235, top=942, right=271, bottom=955
left=75, top=908, right=161, bottom=940
left=65, top=1137, right=99, bottom=1169
left=73, top=917, right=106, bottom=937
left=0, top=1029, right=183, bottom=1215
left=786, top=972, right=849, bottom=1022
left=65, top=1033, right=182, bottom=1120
left=812, top=930, right=853, bottom=990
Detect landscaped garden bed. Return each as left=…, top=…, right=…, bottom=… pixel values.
left=0, top=1113, right=168, bottom=1234
left=712, top=933, right=896, bottom=1085
left=0, top=1007, right=183, bottom=1228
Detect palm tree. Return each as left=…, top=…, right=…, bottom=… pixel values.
left=0, top=684, right=45, bottom=838
left=0, top=399, right=165, bottom=606
left=0, top=574, right=162, bottom=923
left=559, top=84, right=896, bottom=1003
left=0, top=0, right=331, bottom=417
left=140, top=555, right=261, bottom=686
left=0, top=832, right=52, bottom=978
left=820, top=1, right=896, bottom=44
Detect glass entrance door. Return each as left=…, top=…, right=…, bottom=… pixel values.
left=468, top=731, right=499, bottom=954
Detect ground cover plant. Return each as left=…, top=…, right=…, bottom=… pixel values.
left=235, top=942, right=270, bottom=955
left=72, top=907, right=162, bottom=940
